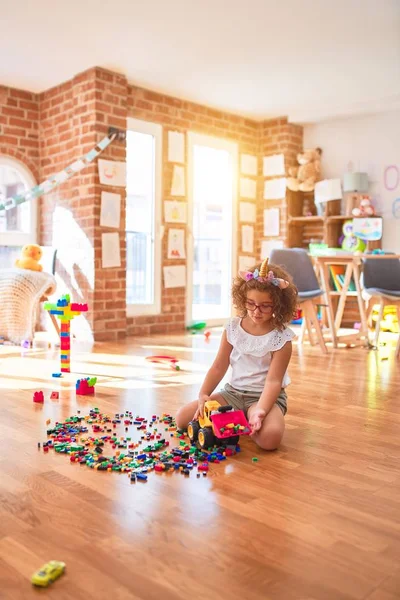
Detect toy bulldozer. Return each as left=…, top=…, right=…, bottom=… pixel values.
left=187, top=400, right=250, bottom=450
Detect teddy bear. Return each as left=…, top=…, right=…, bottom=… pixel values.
left=352, top=195, right=375, bottom=217
left=15, top=244, right=43, bottom=271
left=286, top=147, right=322, bottom=192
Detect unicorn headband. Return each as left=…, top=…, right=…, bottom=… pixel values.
left=239, top=258, right=289, bottom=290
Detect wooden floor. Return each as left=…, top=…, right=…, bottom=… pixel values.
left=1, top=329, right=400, bottom=600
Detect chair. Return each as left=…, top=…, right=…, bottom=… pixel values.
left=270, top=248, right=328, bottom=353
left=362, top=256, right=400, bottom=357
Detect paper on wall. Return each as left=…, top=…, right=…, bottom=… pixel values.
left=353, top=217, right=383, bottom=241
left=100, top=191, right=121, bottom=228
left=168, top=131, right=185, bottom=163
left=167, top=228, right=186, bottom=259
left=263, top=177, right=287, bottom=200
left=101, top=232, right=121, bottom=268
left=264, top=208, right=280, bottom=236
left=171, top=165, right=185, bottom=196
left=239, top=255, right=256, bottom=272
left=98, top=159, right=126, bottom=187
left=163, top=265, right=186, bottom=288
left=241, top=154, right=257, bottom=176
left=241, top=225, right=254, bottom=253
left=261, top=239, right=284, bottom=259
left=240, top=177, right=257, bottom=199
left=239, top=201, right=256, bottom=223
left=164, top=200, right=187, bottom=223
left=263, top=154, right=285, bottom=177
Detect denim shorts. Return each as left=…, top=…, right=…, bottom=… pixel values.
left=218, top=383, right=287, bottom=416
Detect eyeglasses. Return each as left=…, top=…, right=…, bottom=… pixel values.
left=245, top=300, right=274, bottom=314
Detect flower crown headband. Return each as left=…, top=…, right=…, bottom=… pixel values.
left=239, top=258, right=289, bottom=290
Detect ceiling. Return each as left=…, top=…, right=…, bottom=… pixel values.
left=2, top=0, right=400, bottom=123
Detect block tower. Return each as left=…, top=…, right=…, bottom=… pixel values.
left=44, top=295, right=88, bottom=373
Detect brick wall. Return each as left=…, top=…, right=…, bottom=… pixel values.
left=257, top=117, right=303, bottom=258
left=126, top=84, right=261, bottom=336
left=0, top=86, right=39, bottom=180
left=8, top=68, right=353, bottom=339
left=38, top=68, right=128, bottom=341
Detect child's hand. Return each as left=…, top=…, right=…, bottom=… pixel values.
left=194, top=395, right=210, bottom=419
left=249, top=407, right=267, bottom=434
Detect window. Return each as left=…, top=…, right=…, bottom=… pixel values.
left=0, top=156, right=37, bottom=266
left=126, top=119, right=162, bottom=315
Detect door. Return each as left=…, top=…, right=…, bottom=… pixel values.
left=187, top=133, right=238, bottom=325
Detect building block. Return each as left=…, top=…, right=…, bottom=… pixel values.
left=33, top=391, right=44, bottom=403
left=76, top=377, right=97, bottom=395
left=50, top=392, right=59, bottom=399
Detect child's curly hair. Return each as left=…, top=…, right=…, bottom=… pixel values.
left=232, top=259, right=298, bottom=330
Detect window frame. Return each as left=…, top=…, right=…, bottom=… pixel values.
left=186, top=132, right=238, bottom=326
left=126, top=118, right=162, bottom=317
left=0, top=155, right=38, bottom=246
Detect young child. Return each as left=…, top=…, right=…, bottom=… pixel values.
left=176, top=257, right=298, bottom=450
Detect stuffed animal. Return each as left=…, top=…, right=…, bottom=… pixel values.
left=352, top=195, right=375, bottom=217
left=15, top=244, right=43, bottom=271
left=287, top=147, right=322, bottom=192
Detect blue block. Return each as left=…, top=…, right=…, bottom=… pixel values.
left=60, top=332, right=70, bottom=337
left=52, top=372, right=62, bottom=378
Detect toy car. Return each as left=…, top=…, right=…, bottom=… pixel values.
left=31, top=560, right=66, bottom=587
left=187, top=401, right=250, bottom=449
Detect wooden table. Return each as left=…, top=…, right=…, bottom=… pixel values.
left=312, top=254, right=400, bottom=348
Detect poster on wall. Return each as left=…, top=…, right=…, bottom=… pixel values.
left=241, top=154, right=257, bottom=176
left=167, top=228, right=186, bottom=258
left=263, top=154, right=285, bottom=177
left=239, top=255, right=256, bottom=272
left=261, top=239, right=284, bottom=259
left=100, top=191, right=121, bottom=228
left=98, top=159, right=126, bottom=187
left=164, top=200, right=187, bottom=223
left=101, top=232, right=121, bottom=268
left=239, top=202, right=256, bottom=223
left=163, top=265, right=186, bottom=288
left=168, top=131, right=185, bottom=163
left=264, top=178, right=287, bottom=200
left=264, top=208, right=280, bottom=236
left=240, top=177, right=257, bottom=199
left=241, top=225, right=254, bottom=253
left=171, top=165, right=186, bottom=196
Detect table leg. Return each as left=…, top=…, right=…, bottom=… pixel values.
left=353, top=261, right=369, bottom=344
left=334, top=263, right=353, bottom=332
left=320, top=263, right=338, bottom=348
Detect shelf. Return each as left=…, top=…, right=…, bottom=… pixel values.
left=327, top=215, right=353, bottom=221
left=289, top=216, right=324, bottom=223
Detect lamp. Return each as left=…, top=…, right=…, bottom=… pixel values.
left=343, top=172, right=369, bottom=193
left=342, top=172, right=369, bottom=215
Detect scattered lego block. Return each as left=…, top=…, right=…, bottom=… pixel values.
left=46, top=419, right=51, bottom=425
left=33, top=391, right=44, bottom=403
left=76, top=377, right=97, bottom=395
left=52, top=373, right=62, bottom=378
left=50, top=392, right=59, bottom=399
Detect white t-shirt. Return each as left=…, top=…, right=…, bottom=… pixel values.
left=225, top=317, right=295, bottom=392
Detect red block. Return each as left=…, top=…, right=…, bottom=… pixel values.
left=33, top=391, right=44, bottom=403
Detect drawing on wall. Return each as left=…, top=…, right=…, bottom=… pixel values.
left=384, top=165, right=399, bottom=191
left=171, top=165, right=185, bottom=196
left=393, top=198, right=400, bottom=219
left=100, top=191, right=121, bottom=228
left=163, top=265, right=186, bottom=288
left=164, top=200, right=187, bottom=223
left=241, top=225, right=254, bottom=253
left=168, top=131, right=185, bottom=163
left=240, top=154, right=257, bottom=176
left=167, top=228, right=186, bottom=258
left=98, top=159, right=126, bottom=187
